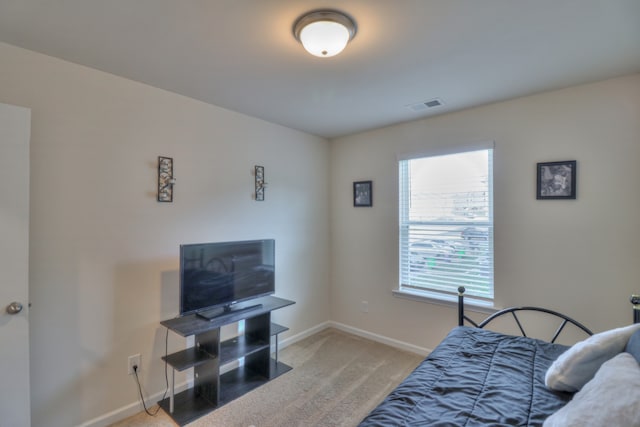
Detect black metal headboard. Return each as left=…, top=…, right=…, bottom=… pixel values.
left=458, top=287, right=640, bottom=343
left=632, top=294, right=640, bottom=324
left=457, top=286, right=601, bottom=343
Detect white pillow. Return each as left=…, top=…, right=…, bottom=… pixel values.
left=543, top=352, right=640, bottom=427
left=545, top=323, right=640, bottom=392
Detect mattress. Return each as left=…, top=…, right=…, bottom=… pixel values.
left=359, top=326, right=573, bottom=427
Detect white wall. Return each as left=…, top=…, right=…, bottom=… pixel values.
left=0, top=42, right=330, bottom=427
left=2, top=37, right=639, bottom=426
left=330, top=74, right=640, bottom=350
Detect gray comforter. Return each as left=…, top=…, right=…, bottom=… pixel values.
left=358, top=326, right=573, bottom=426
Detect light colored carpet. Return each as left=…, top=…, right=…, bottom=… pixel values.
left=110, top=328, right=423, bottom=427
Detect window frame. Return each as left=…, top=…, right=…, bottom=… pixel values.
left=396, top=144, right=495, bottom=307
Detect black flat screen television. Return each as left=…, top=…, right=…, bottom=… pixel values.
left=179, top=239, right=275, bottom=320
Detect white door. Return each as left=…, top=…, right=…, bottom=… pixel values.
left=0, top=103, right=31, bottom=426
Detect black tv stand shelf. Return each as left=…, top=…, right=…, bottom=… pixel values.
left=158, top=296, right=295, bottom=426
left=196, top=302, right=263, bottom=321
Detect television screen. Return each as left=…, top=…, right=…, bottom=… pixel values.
left=179, top=239, right=275, bottom=316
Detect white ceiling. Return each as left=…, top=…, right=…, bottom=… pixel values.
left=0, top=0, right=639, bottom=139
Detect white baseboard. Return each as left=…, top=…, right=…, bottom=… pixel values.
left=276, top=321, right=431, bottom=356
left=79, top=320, right=428, bottom=427
left=327, top=321, right=432, bottom=357
left=275, top=320, right=332, bottom=351
left=76, top=379, right=191, bottom=427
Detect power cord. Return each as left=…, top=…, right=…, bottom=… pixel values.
left=132, top=327, right=170, bottom=416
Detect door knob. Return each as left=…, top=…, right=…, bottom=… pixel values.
left=6, top=302, right=23, bottom=315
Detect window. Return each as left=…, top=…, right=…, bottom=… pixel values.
left=399, top=148, right=494, bottom=303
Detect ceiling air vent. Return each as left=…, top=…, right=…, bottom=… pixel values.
left=406, top=98, right=444, bottom=112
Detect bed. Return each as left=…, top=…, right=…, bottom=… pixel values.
left=358, top=288, right=640, bottom=427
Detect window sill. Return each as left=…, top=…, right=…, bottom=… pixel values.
left=392, top=288, right=499, bottom=315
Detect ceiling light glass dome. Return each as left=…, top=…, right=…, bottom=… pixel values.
left=293, top=10, right=357, bottom=58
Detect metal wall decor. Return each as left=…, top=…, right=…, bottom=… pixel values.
left=536, top=160, right=576, bottom=200
left=157, top=156, right=176, bottom=202
left=255, top=165, right=266, bottom=201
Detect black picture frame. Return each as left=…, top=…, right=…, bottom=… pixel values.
left=537, top=160, right=576, bottom=200
left=353, top=181, right=372, bottom=207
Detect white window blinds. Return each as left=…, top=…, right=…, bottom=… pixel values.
left=399, top=148, right=494, bottom=301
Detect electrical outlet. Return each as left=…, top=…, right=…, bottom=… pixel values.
left=128, top=354, right=141, bottom=375
left=361, top=300, right=369, bottom=313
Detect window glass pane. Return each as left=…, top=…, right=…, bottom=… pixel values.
left=399, top=149, right=494, bottom=300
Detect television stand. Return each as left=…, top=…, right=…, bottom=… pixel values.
left=159, top=296, right=295, bottom=426
left=196, top=303, right=263, bottom=321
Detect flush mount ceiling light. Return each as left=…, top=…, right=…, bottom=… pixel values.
left=293, top=10, right=357, bottom=58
